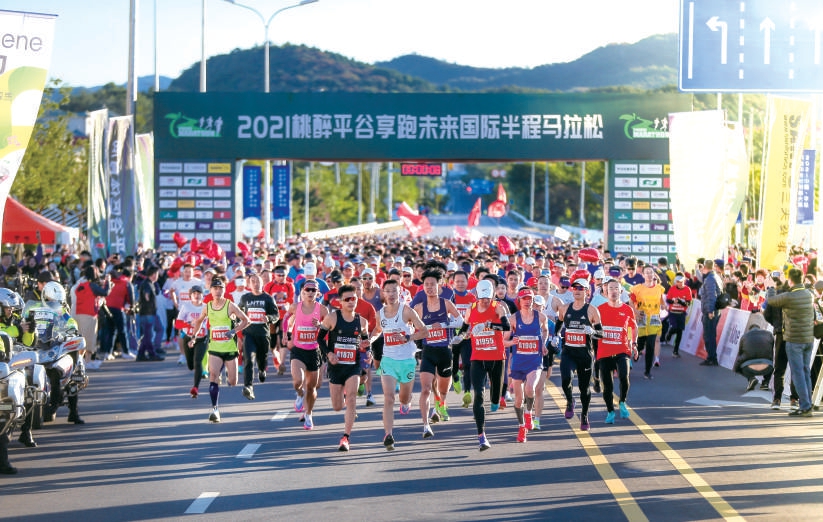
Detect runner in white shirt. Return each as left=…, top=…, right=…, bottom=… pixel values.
left=168, top=264, right=203, bottom=363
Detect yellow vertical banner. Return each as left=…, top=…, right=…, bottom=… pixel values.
left=0, top=10, right=57, bottom=242
left=758, top=97, right=811, bottom=270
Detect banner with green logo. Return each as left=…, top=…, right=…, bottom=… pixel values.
left=0, top=10, right=57, bottom=243
left=154, top=92, right=691, bottom=162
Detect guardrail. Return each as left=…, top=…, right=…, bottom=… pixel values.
left=301, top=220, right=406, bottom=240
left=508, top=210, right=603, bottom=243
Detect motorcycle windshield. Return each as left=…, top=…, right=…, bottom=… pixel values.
left=24, top=301, right=59, bottom=343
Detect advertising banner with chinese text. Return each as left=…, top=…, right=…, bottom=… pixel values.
left=758, top=97, right=811, bottom=270
left=105, top=117, right=136, bottom=255
left=0, top=10, right=56, bottom=243
left=797, top=149, right=815, bottom=225
left=154, top=92, right=690, bottom=162
left=135, top=133, right=154, bottom=249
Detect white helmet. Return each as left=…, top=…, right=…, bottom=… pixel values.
left=476, top=279, right=495, bottom=299
left=42, top=281, right=66, bottom=306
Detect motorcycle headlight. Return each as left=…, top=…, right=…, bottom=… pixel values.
left=6, top=371, right=25, bottom=407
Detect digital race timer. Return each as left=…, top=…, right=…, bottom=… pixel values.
left=400, top=163, right=443, bottom=176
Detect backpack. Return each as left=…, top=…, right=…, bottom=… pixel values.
left=713, top=274, right=730, bottom=310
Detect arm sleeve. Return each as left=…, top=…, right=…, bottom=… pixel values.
left=447, top=315, right=464, bottom=329
left=490, top=315, right=511, bottom=331
left=317, top=327, right=331, bottom=355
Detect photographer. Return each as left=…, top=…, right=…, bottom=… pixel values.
left=70, top=265, right=112, bottom=370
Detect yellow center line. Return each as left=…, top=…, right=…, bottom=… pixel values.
left=622, top=400, right=745, bottom=522
left=547, top=383, right=649, bottom=522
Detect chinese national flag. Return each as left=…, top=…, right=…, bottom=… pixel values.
left=468, top=198, right=481, bottom=228
left=497, top=183, right=508, bottom=205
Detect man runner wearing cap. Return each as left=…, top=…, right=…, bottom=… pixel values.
left=597, top=278, right=637, bottom=424
left=189, top=277, right=251, bottom=423
left=504, top=287, right=549, bottom=443
left=556, top=273, right=602, bottom=431
left=317, top=284, right=372, bottom=451
left=285, top=279, right=328, bottom=430
left=264, top=265, right=294, bottom=375
left=664, top=273, right=692, bottom=358
left=451, top=278, right=511, bottom=450
left=371, top=279, right=428, bottom=450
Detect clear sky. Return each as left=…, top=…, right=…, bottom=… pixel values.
left=5, top=0, right=680, bottom=87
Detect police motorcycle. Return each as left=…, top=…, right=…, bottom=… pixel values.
left=0, top=288, right=48, bottom=432
left=0, top=359, right=26, bottom=473
left=24, top=282, right=87, bottom=424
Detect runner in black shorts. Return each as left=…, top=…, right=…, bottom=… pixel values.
left=318, top=285, right=372, bottom=451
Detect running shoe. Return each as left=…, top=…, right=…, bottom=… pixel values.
left=242, top=386, right=255, bottom=400
left=430, top=409, right=440, bottom=424
left=294, top=395, right=305, bottom=413
left=462, top=392, right=472, bottom=408
left=672, top=351, right=681, bottom=358
left=258, top=369, right=267, bottom=383
left=299, top=413, right=305, bottom=423
left=499, top=396, right=508, bottom=410
left=357, top=384, right=366, bottom=397
left=436, top=402, right=450, bottom=421
left=760, top=380, right=770, bottom=391
left=517, top=425, right=527, bottom=443
left=654, top=357, right=661, bottom=368
left=304, top=414, right=314, bottom=431
left=366, top=393, right=376, bottom=407
left=524, top=411, right=534, bottom=431
left=453, top=372, right=463, bottom=394
left=209, top=407, right=220, bottom=423
left=504, top=391, right=513, bottom=402
left=605, top=411, right=616, bottom=424
left=532, top=417, right=541, bottom=431
left=746, top=378, right=758, bottom=392
left=490, top=403, right=499, bottom=412
left=790, top=399, right=799, bottom=411
left=644, top=373, right=653, bottom=380
left=399, top=403, right=411, bottom=415
left=277, top=365, right=285, bottom=376
left=478, top=433, right=491, bottom=451
left=593, top=379, right=601, bottom=394
left=383, top=433, right=395, bottom=451
left=177, top=354, right=186, bottom=365
left=564, top=398, right=575, bottom=419
left=423, top=425, right=434, bottom=439
left=121, top=352, right=136, bottom=360
left=619, top=401, right=630, bottom=418
left=190, top=386, right=198, bottom=399
left=338, top=436, right=350, bottom=451
left=770, top=399, right=781, bottom=410
left=580, top=414, right=590, bottom=431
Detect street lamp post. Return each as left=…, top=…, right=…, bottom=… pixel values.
left=224, top=0, right=319, bottom=244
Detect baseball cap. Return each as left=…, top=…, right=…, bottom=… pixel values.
left=190, top=285, right=204, bottom=294
left=608, top=266, right=622, bottom=277
left=395, top=256, right=404, bottom=264
left=210, top=278, right=225, bottom=288
left=446, top=261, right=458, bottom=272
left=303, top=262, right=317, bottom=276
left=330, top=271, right=344, bottom=283
left=559, top=276, right=571, bottom=287
left=572, top=278, right=589, bottom=287
left=402, top=267, right=413, bottom=274
left=302, top=279, right=318, bottom=290
left=361, top=267, right=375, bottom=278
left=593, top=269, right=605, bottom=280
left=517, top=287, right=534, bottom=299
left=342, top=261, right=354, bottom=269
left=525, top=257, right=535, bottom=265
left=534, top=295, right=546, bottom=307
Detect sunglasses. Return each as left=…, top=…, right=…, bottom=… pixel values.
left=362, top=277, right=373, bottom=281
left=303, top=288, right=317, bottom=293
left=571, top=285, right=586, bottom=290
left=274, top=273, right=285, bottom=276
left=402, top=274, right=411, bottom=278
left=342, top=296, right=357, bottom=302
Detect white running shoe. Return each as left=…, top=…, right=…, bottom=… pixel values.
left=177, top=354, right=186, bottom=365
left=85, top=360, right=102, bottom=370
left=121, top=352, right=136, bottom=360
left=294, top=394, right=305, bottom=413
left=209, top=407, right=221, bottom=423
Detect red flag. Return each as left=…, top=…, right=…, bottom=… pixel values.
left=497, top=183, right=508, bottom=205
left=396, top=201, right=432, bottom=238
left=468, top=198, right=481, bottom=228
left=488, top=200, right=507, bottom=218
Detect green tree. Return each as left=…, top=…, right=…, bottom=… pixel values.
left=13, top=80, right=88, bottom=217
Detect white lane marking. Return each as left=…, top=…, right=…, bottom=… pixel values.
left=236, top=443, right=261, bottom=459
left=271, top=411, right=289, bottom=421
left=185, top=492, right=219, bottom=514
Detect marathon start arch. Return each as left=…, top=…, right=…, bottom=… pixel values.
left=153, top=92, right=691, bottom=261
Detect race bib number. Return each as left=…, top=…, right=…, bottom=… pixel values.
left=455, top=304, right=471, bottom=316
left=334, top=343, right=357, bottom=364
left=247, top=307, right=267, bottom=324
left=211, top=326, right=231, bottom=342
left=426, top=324, right=447, bottom=343
left=473, top=332, right=497, bottom=351
left=384, top=330, right=407, bottom=347
left=516, top=336, right=540, bottom=355
left=636, top=311, right=647, bottom=327
left=670, top=302, right=687, bottom=313
left=564, top=329, right=586, bottom=347
left=649, top=314, right=662, bottom=327
left=296, top=326, right=317, bottom=343
left=180, top=291, right=190, bottom=303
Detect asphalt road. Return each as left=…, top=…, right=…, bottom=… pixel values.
left=3, top=340, right=822, bottom=521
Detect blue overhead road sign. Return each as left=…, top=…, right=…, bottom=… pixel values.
left=679, top=0, right=823, bottom=92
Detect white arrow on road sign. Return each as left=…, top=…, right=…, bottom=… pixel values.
left=760, top=17, right=775, bottom=64
left=706, top=16, right=728, bottom=64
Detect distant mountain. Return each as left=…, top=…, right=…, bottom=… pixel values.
left=168, top=44, right=439, bottom=92
left=376, top=34, right=677, bottom=91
